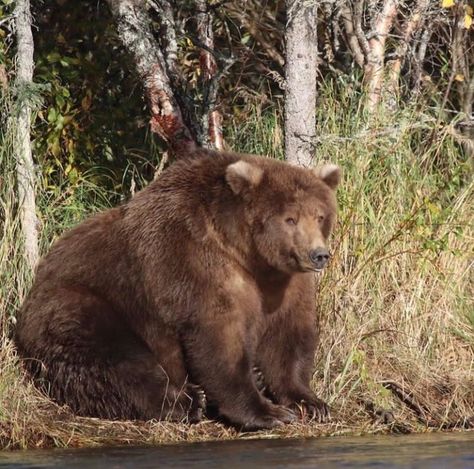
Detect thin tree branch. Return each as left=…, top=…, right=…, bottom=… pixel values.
left=353, top=0, right=371, bottom=59
left=387, top=0, right=430, bottom=101
left=225, top=2, right=285, bottom=67
left=340, top=4, right=365, bottom=68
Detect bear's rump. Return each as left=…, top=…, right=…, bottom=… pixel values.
left=16, top=285, right=190, bottom=420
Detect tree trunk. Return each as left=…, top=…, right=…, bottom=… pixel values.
left=196, top=0, right=224, bottom=150
left=106, top=0, right=196, bottom=154
left=386, top=0, right=429, bottom=107
left=14, top=0, right=39, bottom=271
left=284, top=0, right=318, bottom=168
left=364, top=0, right=398, bottom=112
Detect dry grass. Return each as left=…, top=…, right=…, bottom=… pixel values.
left=1, top=88, right=473, bottom=449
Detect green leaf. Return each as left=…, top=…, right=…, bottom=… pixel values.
left=47, top=107, right=57, bottom=123
left=241, top=33, right=251, bottom=45
left=46, top=52, right=62, bottom=63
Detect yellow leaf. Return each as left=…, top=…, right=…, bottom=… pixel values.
left=464, top=13, right=472, bottom=29
left=81, top=94, right=92, bottom=111
left=466, top=5, right=473, bottom=15
left=455, top=74, right=465, bottom=82
left=441, top=0, right=455, bottom=7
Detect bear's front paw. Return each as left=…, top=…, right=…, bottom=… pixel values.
left=292, top=396, right=330, bottom=423
left=186, top=383, right=207, bottom=424
left=267, top=402, right=297, bottom=424
left=240, top=403, right=296, bottom=431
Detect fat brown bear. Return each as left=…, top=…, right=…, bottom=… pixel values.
left=14, top=148, right=340, bottom=430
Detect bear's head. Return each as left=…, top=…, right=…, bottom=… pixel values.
left=226, top=158, right=340, bottom=274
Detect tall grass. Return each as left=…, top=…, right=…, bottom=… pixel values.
left=1, top=85, right=473, bottom=449
left=312, top=83, right=474, bottom=430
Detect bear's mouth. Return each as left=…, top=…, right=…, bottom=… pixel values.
left=290, top=253, right=323, bottom=273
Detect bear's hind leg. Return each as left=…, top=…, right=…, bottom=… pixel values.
left=16, top=286, right=203, bottom=422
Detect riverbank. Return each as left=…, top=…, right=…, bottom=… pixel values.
left=0, top=334, right=472, bottom=449
left=1, top=97, right=473, bottom=449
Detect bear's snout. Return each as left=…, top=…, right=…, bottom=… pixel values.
left=309, top=247, right=330, bottom=270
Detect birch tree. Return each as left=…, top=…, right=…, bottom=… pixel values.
left=364, top=0, right=399, bottom=111
left=14, top=0, right=39, bottom=270
left=105, top=0, right=196, bottom=154
left=284, top=0, right=318, bottom=167
left=196, top=0, right=224, bottom=150
left=105, top=0, right=231, bottom=154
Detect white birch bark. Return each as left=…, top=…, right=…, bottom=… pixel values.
left=284, top=0, right=318, bottom=168
left=106, top=0, right=195, bottom=151
left=365, top=0, right=398, bottom=112
left=14, top=0, right=39, bottom=270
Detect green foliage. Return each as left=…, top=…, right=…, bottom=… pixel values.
left=31, top=0, right=163, bottom=200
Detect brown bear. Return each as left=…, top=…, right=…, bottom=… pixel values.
left=14, top=148, right=340, bottom=430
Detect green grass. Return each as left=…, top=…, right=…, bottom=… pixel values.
left=1, top=85, right=473, bottom=449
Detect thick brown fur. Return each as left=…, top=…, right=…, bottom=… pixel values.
left=14, top=149, right=340, bottom=430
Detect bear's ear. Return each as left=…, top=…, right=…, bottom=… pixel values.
left=226, top=160, right=264, bottom=195
left=313, top=163, right=341, bottom=190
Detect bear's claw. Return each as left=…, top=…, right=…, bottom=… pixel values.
left=253, top=366, right=267, bottom=394
left=187, top=384, right=207, bottom=424
left=295, top=397, right=331, bottom=423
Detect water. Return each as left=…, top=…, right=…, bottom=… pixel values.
left=1, top=432, right=473, bottom=468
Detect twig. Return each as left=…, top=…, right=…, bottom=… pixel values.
left=340, top=5, right=365, bottom=68
left=353, top=0, right=371, bottom=59
left=0, top=14, right=14, bottom=27
left=411, top=27, right=431, bottom=97
left=387, top=0, right=430, bottom=100
left=382, top=381, right=474, bottom=429
left=225, top=2, right=285, bottom=67
left=381, top=381, right=434, bottom=425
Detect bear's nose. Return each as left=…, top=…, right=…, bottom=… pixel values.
left=309, top=247, right=330, bottom=270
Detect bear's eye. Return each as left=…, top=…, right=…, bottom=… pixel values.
left=317, top=215, right=325, bottom=222
left=286, top=217, right=297, bottom=226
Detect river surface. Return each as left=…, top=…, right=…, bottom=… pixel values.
left=1, top=432, right=473, bottom=468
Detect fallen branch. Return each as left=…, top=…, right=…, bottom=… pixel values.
left=382, top=380, right=473, bottom=429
